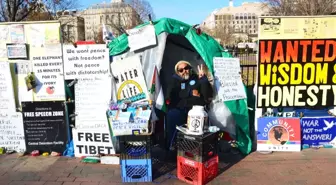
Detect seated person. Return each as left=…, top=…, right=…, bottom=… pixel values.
left=165, top=60, right=213, bottom=150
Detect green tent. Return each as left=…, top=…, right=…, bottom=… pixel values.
left=108, top=18, right=252, bottom=155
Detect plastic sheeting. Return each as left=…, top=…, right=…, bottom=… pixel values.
left=108, top=18, right=252, bottom=155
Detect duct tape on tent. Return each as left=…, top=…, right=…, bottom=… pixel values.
left=108, top=18, right=252, bottom=155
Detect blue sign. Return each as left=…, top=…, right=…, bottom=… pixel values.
left=301, top=117, right=336, bottom=148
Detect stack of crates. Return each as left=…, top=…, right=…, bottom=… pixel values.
left=119, top=135, right=152, bottom=183
left=176, top=131, right=219, bottom=185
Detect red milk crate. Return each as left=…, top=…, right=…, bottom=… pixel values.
left=177, top=155, right=218, bottom=185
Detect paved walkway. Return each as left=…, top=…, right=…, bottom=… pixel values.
left=0, top=148, right=335, bottom=185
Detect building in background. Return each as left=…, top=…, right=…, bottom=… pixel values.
left=58, top=10, right=85, bottom=43
left=201, top=0, right=269, bottom=45
left=81, top=0, right=141, bottom=41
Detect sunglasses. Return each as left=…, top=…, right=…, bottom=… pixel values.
left=178, top=66, right=191, bottom=73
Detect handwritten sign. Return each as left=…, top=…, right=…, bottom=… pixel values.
left=127, top=24, right=157, bottom=51
left=257, top=117, right=301, bottom=152
left=73, top=77, right=115, bottom=156
left=111, top=55, right=149, bottom=103
left=0, top=62, right=16, bottom=112
left=32, top=44, right=65, bottom=101
left=301, top=117, right=336, bottom=148
left=0, top=113, right=26, bottom=152
left=213, top=57, right=246, bottom=101
left=75, top=77, right=111, bottom=128
left=63, top=44, right=110, bottom=80
left=21, top=101, right=67, bottom=153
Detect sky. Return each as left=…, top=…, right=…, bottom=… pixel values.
left=81, top=0, right=260, bottom=25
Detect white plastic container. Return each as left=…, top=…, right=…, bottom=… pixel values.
left=187, top=106, right=208, bottom=134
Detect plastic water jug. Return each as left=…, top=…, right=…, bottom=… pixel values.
left=187, top=106, right=208, bottom=134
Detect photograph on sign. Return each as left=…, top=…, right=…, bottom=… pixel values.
left=257, top=117, right=301, bottom=152
left=6, top=44, right=29, bottom=59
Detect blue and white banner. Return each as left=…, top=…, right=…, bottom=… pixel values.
left=301, top=117, right=336, bottom=148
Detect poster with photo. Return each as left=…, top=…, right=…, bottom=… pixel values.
left=32, top=44, right=65, bottom=101
left=10, top=24, right=25, bottom=43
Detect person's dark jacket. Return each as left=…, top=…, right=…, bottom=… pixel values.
left=165, top=73, right=213, bottom=109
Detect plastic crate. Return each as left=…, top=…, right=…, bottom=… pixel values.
left=177, top=132, right=219, bottom=162
left=119, top=135, right=151, bottom=160
left=121, top=159, right=152, bottom=182
left=177, top=155, right=218, bottom=185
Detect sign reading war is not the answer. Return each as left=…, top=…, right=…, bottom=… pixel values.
left=22, top=101, right=67, bottom=153
left=257, top=39, right=336, bottom=108
left=301, top=117, right=336, bottom=148
left=63, top=44, right=110, bottom=80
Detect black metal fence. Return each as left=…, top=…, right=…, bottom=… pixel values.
left=226, top=50, right=257, bottom=88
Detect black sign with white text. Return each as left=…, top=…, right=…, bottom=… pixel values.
left=22, top=101, right=67, bottom=153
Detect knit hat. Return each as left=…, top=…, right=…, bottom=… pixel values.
left=174, top=60, right=192, bottom=73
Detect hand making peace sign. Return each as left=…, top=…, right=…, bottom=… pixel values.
left=197, top=64, right=205, bottom=78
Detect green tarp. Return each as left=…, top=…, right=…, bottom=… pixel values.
left=108, top=18, right=252, bottom=155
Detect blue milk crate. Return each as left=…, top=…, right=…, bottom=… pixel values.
left=120, top=159, right=152, bottom=183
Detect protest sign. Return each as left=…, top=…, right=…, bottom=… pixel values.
left=301, top=117, right=336, bottom=148
left=213, top=57, right=246, bottom=101
left=75, top=77, right=111, bottom=128
left=63, top=44, right=110, bottom=80
left=257, top=17, right=336, bottom=108
left=73, top=77, right=115, bottom=156
left=15, top=61, right=34, bottom=105
left=257, top=117, right=301, bottom=152
left=72, top=129, right=115, bottom=157
left=0, top=62, right=16, bottom=113
left=10, top=24, right=25, bottom=43
left=127, top=24, right=157, bottom=51
left=107, top=109, right=151, bottom=136
left=22, top=101, right=67, bottom=153
left=111, top=55, right=149, bottom=103
left=0, top=113, right=26, bottom=152
left=32, top=44, right=65, bottom=101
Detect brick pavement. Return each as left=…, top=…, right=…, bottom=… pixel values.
left=0, top=148, right=335, bottom=185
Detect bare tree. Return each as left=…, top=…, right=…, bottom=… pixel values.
left=96, top=0, right=155, bottom=39
left=0, top=0, right=40, bottom=22
left=212, top=23, right=235, bottom=45
left=263, top=0, right=336, bottom=16
left=125, top=0, right=155, bottom=22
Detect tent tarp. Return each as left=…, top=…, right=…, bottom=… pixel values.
left=108, top=18, right=252, bottom=155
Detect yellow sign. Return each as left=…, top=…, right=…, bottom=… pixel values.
left=257, top=16, right=336, bottom=108
left=259, top=17, right=336, bottom=40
